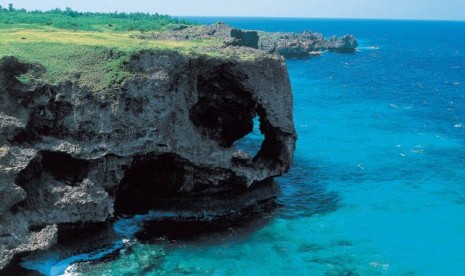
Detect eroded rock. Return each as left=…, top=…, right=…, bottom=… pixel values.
left=0, top=47, right=296, bottom=269
left=259, top=31, right=358, bottom=58
left=139, top=22, right=358, bottom=58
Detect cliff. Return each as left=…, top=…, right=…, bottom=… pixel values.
left=0, top=45, right=296, bottom=269
left=0, top=16, right=355, bottom=271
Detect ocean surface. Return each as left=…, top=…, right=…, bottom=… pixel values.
left=22, top=18, right=465, bottom=275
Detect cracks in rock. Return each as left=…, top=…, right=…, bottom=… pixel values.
left=254, top=110, right=285, bottom=164
left=11, top=151, right=91, bottom=214
left=12, top=86, right=74, bottom=145
left=28, top=97, right=73, bottom=138
left=253, top=106, right=295, bottom=173
left=0, top=58, right=69, bottom=146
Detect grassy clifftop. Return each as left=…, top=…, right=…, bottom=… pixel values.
left=0, top=28, right=218, bottom=92
left=0, top=7, right=222, bottom=92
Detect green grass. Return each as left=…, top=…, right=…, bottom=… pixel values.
left=0, top=8, right=226, bottom=95
left=4, top=42, right=131, bottom=91
left=0, top=27, right=221, bottom=94
left=0, top=8, right=268, bottom=96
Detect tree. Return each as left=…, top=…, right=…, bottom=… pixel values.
left=8, top=3, right=13, bottom=12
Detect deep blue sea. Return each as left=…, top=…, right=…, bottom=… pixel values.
left=23, top=18, right=465, bottom=275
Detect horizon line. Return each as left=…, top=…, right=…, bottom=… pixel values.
left=177, top=15, right=465, bottom=23
left=2, top=5, right=464, bottom=23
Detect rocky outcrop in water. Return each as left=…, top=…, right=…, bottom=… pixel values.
left=141, top=22, right=358, bottom=58
left=259, top=31, right=358, bottom=58
left=0, top=46, right=296, bottom=270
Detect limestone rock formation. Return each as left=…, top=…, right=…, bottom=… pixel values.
left=141, top=23, right=358, bottom=58
left=0, top=46, right=296, bottom=269
left=259, top=31, right=358, bottom=58
left=140, top=22, right=260, bottom=49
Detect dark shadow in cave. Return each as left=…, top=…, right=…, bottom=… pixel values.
left=136, top=198, right=277, bottom=244
left=189, top=66, right=286, bottom=166
left=40, top=151, right=89, bottom=183
left=0, top=252, right=37, bottom=276
left=11, top=151, right=90, bottom=213
left=189, top=66, right=257, bottom=147
left=113, top=154, right=187, bottom=216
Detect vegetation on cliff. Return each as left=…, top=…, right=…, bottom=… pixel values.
left=0, top=6, right=354, bottom=95
left=0, top=10, right=296, bottom=270
left=0, top=7, right=222, bottom=92
left=0, top=4, right=193, bottom=31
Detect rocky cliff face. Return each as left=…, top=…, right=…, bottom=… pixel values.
left=0, top=47, right=296, bottom=269
left=259, top=31, right=358, bottom=58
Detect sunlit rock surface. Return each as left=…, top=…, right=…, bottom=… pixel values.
left=0, top=45, right=296, bottom=270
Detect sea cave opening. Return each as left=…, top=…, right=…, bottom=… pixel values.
left=189, top=66, right=257, bottom=148
left=233, top=116, right=265, bottom=158
left=113, top=154, right=187, bottom=216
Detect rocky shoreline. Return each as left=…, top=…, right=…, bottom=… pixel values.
left=140, top=22, right=358, bottom=58
left=258, top=30, right=357, bottom=58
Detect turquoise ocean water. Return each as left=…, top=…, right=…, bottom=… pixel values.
left=20, top=18, right=465, bottom=275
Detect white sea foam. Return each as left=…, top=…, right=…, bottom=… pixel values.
left=308, top=51, right=323, bottom=56
left=370, top=261, right=390, bottom=270
left=22, top=241, right=124, bottom=276
left=359, top=46, right=380, bottom=51
left=62, top=264, right=81, bottom=276
left=21, top=213, right=156, bottom=276
left=23, top=209, right=245, bottom=276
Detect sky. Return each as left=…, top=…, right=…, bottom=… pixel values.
left=0, top=0, right=464, bottom=21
